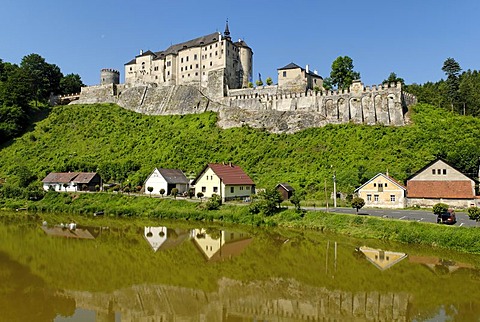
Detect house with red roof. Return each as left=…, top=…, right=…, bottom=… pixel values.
left=406, top=159, right=478, bottom=208
left=42, top=172, right=101, bottom=192
left=354, top=173, right=407, bottom=208
left=191, top=163, right=255, bottom=201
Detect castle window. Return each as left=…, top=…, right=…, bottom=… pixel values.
left=195, top=72, right=198, bottom=76
left=283, top=71, right=287, bottom=77
left=215, top=43, right=218, bottom=47
left=210, top=45, right=212, bottom=49
left=182, top=75, right=184, bottom=78
left=190, top=65, right=192, bottom=69
left=210, top=53, right=212, bottom=58
left=215, top=51, right=218, bottom=56
left=129, top=67, right=132, bottom=71
left=181, top=67, right=183, bottom=71
left=167, top=71, right=170, bottom=76
left=196, top=64, right=199, bottom=68
left=186, top=56, right=189, bottom=62
left=194, top=54, right=197, bottom=60
left=210, top=62, right=212, bottom=66
left=181, top=58, right=183, bottom=63
left=142, top=62, right=145, bottom=69
left=188, top=74, right=190, bottom=77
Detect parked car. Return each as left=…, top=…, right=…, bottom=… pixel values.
left=437, top=209, right=456, bottom=225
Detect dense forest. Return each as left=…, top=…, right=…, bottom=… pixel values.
left=0, top=55, right=479, bottom=203
left=0, top=54, right=84, bottom=143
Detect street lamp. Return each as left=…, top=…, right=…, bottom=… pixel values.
left=333, top=170, right=337, bottom=208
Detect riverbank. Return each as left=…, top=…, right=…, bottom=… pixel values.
left=1, top=191, right=480, bottom=254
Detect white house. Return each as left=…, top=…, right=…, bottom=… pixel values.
left=41, top=172, right=101, bottom=192
left=143, top=168, right=189, bottom=196
left=191, top=163, right=255, bottom=201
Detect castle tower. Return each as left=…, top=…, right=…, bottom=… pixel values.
left=224, top=20, right=231, bottom=41
left=236, top=40, right=253, bottom=87
left=100, top=68, right=120, bottom=85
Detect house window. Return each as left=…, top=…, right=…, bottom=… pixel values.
left=230, top=187, right=234, bottom=193
left=194, top=54, right=198, bottom=60
left=213, top=187, right=218, bottom=193
left=374, top=195, right=379, bottom=202
left=384, top=183, right=388, bottom=187
left=367, top=194, right=372, bottom=201
left=129, top=67, right=132, bottom=71
left=443, top=169, right=447, bottom=175
left=283, top=71, right=287, bottom=77
left=373, top=183, right=377, bottom=187
left=437, top=169, right=441, bottom=174
left=154, top=66, right=158, bottom=71
left=201, top=187, right=206, bottom=193
left=246, top=186, right=250, bottom=190
left=378, top=183, right=383, bottom=192
left=390, top=195, right=396, bottom=202
left=240, top=186, right=244, bottom=190
left=181, top=58, right=183, bottom=63
left=432, top=169, right=436, bottom=175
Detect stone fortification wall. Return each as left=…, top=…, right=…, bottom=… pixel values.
left=73, top=80, right=413, bottom=133
left=227, top=81, right=408, bottom=126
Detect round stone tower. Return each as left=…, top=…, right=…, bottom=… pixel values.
left=100, top=68, right=120, bottom=85
left=237, top=40, right=253, bottom=88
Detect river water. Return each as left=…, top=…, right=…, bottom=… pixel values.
left=1, top=213, right=479, bottom=322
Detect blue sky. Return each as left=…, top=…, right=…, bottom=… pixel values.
left=2, top=0, right=479, bottom=86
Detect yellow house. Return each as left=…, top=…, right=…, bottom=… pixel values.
left=359, top=246, right=408, bottom=270
left=191, top=163, right=255, bottom=201
left=354, top=173, right=406, bottom=209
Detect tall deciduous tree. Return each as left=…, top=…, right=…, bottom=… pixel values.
left=60, top=74, right=84, bottom=95
left=20, top=53, right=63, bottom=105
left=328, top=56, right=360, bottom=90
left=442, top=57, right=462, bottom=112
left=383, top=72, right=405, bottom=86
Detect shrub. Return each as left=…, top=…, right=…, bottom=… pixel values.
left=467, top=207, right=480, bottom=222
left=433, top=203, right=449, bottom=215
left=205, top=194, right=222, bottom=210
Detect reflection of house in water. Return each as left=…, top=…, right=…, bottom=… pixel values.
left=143, top=227, right=190, bottom=252
left=359, top=246, right=408, bottom=270
left=41, top=225, right=101, bottom=240
left=191, top=228, right=252, bottom=261
left=409, top=255, right=474, bottom=274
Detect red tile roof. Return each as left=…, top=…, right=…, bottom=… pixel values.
left=208, top=163, right=254, bottom=185
left=407, top=180, right=475, bottom=199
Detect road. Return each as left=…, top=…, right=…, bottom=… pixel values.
left=303, top=206, right=477, bottom=227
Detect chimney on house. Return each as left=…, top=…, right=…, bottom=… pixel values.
left=140, top=49, right=143, bottom=55
left=306, top=64, right=309, bottom=74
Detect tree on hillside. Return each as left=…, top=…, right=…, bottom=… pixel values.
left=459, top=70, right=480, bottom=116
left=383, top=72, right=405, bottom=86
left=147, top=186, right=153, bottom=197
left=60, top=74, right=84, bottom=95
left=442, top=57, right=462, bottom=112
left=20, top=53, right=63, bottom=105
left=327, top=56, right=360, bottom=90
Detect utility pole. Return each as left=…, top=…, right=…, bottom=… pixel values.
left=324, top=178, right=328, bottom=212
left=333, top=170, right=337, bottom=208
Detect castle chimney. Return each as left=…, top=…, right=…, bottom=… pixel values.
left=140, top=49, right=143, bottom=55
left=306, top=64, right=309, bottom=74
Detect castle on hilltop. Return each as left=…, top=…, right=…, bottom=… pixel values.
left=124, top=22, right=252, bottom=97
left=69, top=22, right=416, bottom=132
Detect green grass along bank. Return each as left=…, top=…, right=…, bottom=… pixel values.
left=2, top=192, right=479, bottom=254
left=0, top=102, right=479, bottom=204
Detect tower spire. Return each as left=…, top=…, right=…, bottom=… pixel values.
left=224, top=19, right=231, bottom=40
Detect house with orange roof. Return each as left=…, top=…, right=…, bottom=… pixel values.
left=406, top=159, right=478, bottom=208
left=191, top=163, right=255, bottom=201
left=354, top=173, right=407, bottom=208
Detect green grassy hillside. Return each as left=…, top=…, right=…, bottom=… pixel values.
left=0, top=103, right=479, bottom=201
